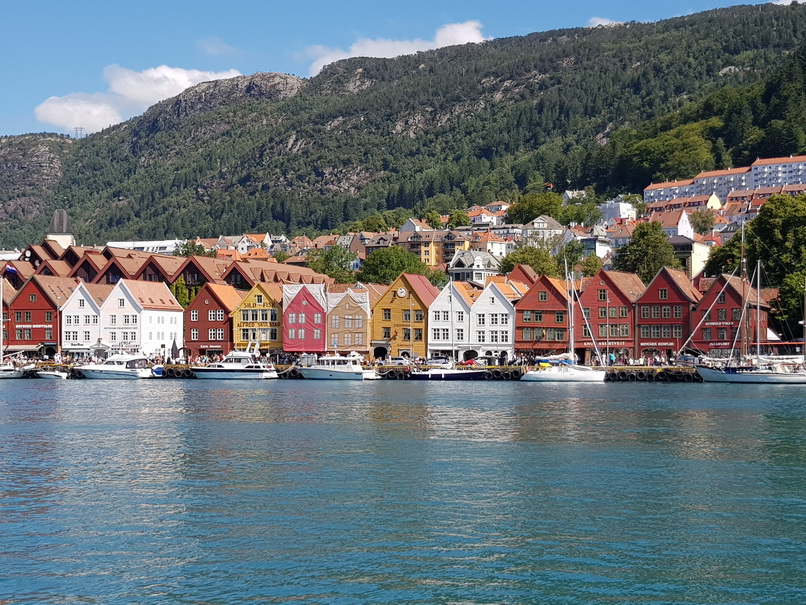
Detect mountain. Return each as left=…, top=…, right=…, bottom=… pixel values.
left=2, top=3, right=806, bottom=249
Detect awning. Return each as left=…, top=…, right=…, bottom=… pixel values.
left=5, top=344, right=41, bottom=352
left=62, top=347, right=90, bottom=352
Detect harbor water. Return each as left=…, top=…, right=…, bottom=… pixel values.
left=1, top=379, right=806, bottom=603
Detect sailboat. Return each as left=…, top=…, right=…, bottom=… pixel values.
left=696, top=259, right=806, bottom=383
left=521, top=262, right=606, bottom=383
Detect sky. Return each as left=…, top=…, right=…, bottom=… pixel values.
left=0, top=0, right=788, bottom=137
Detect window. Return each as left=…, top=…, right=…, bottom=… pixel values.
left=455, top=328, right=464, bottom=341
left=717, top=308, right=727, bottom=321
left=522, top=310, right=532, bottom=322
left=620, top=324, right=630, bottom=337
left=433, top=310, right=440, bottom=322
left=582, top=325, right=591, bottom=338
left=523, top=327, right=533, bottom=340
left=217, top=310, right=225, bottom=322
left=332, top=315, right=340, bottom=328
left=402, top=328, right=411, bottom=341
left=702, top=309, right=711, bottom=320
left=110, top=332, right=117, bottom=342
left=314, top=313, right=322, bottom=324
left=583, top=308, right=590, bottom=319
left=500, top=314, right=509, bottom=325
left=662, top=306, right=671, bottom=319
left=674, top=306, right=683, bottom=319
left=83, top=331, right=90, bottom=341
left=78, top=299, right=85, bottom=309
left=659, top=288, right=668, bottom=300
left=442, top=311, right=449, bottom=321
left=432, top=328, right=441, bottom=340
left=343, top=333, right=352, bottom=346
left=354, top=333, right=363, bottom=345
left=288, top=328, right=296, bottom=339
left=209, top=310, right=216, bottom=322
left=599, top=307, right=607, bottom=319
left=45, top=311, right=52, bottom=322
left=641, top=305, right=650, bottom=319
left=456, top=311, right=464, bottom=323
left=414, top=310, right=423, bottom=322
left=534, top=311, right=543, bottom=323
left=477, top=331, right=486, bottom=343
left=702, top=328, right=712, bottom=341
left=14, top=311, right=20, bottom=322
left=717, top=292, right=726, bottom=304
left=598, top=289, right=608, bottom=301
left=732, top=308, right=741, bottom=321
left=270, top=309, right=278, bottom=322
left=651, top=325, right=661, bottom=338
left=538, top=291, right=548, bottom=302
left=240, top=310, right=248, bottom=322
left=24, top=312, right=31, bottom=322
left=477, top=314, right=486, bottom=326
left=414, top=328, right=422, bottom=341
left=403, top=310, right=411, bottom=322
left=555, top=312, right=565, bottom=324
left=118, top=298, right=125, bottom=308
left=383, top=327, right=391, bottom=339
left=620, top=306, right=628, bottom=318
left=651, top=306, right=660, bottom=318
left=29, top=294, right=36, bottom=302
left=598, top=325, right=608, bottom=338
left=313, top=329, right=321, bottom=340
left=216, top=329, right=225, bottom=341
left=45, top=329, right=53, bottom=340
left=383, top=309, right=391, bottom=321
left=441, top=328, right=449, bottom=340
left=490, top=331, right=499, bottom=343
left=662, top=325, right=671, bottom=338
left=288, top=313, right=297, bottom=324
left=717, top=328, right=727, bottom=340
left=256, top=294, right=263, bottom=305
left=241, top=329, right=250, bottom=341
left=641, top=325, right=651, bottom=338
left=490, top=314, right=499, bottom=326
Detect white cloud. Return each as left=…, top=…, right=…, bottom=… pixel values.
left=306, top=20, right=490, bottom=76
left=35, top=65, right=241, bottom=134
left=198, top=37, right=240, bottom=57
left=587, top=17, right=622, bottom=27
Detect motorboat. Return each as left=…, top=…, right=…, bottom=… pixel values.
left=298, top=351, right=380, bottom=380
left=521, top=360, right=606, bottom=383
left=78, top=354, right=164, bottom=379
left=409, top=358, right=489, bottom=381
left=36, top=367, right=69, bottom=379
left=191, top=349, right=278, bottom=380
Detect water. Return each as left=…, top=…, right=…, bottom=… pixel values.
left=2, top=380, right=806, bottom=604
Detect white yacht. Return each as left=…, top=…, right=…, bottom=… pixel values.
left=0, top=361, right=25, bottom=379
left=298, top=352, right=379, bottom=380
left=191, top=349, right=278, bottom=380
left=521, top=360, right=606, bottom=383
left=78, top=354, right=164, bottom=379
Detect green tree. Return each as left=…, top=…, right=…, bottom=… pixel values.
left=273, top=251, right=290, bottom=263
left=689, top=209, right=716, bottom=235
left=168, top=276, right=191, bottom=308
left=356, top=246, right=429, bottom=284
left=499, top=246, right=560, bottom=277
left=423, top=210, right=443, bottom=229
left=558, top=240, right=584, bottom=268
left=505, top=192, right=563, bottom=225
left=306, top=246, right=357, bottom=283
left=612, top=222, right=680, bottom=283
left=581, top=253, right=603, bottom=276
left=446, top=209, right=471, bottom=229
left=746, top=194, right=806, bottom=285
left=174, top=241, right=216, bottom=257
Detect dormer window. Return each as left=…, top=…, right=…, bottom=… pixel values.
left=118, top=298, right=125, bottom=307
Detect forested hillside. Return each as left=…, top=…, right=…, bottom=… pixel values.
left=2, top=3, right=806, bottom=248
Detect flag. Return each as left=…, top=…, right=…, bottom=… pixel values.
left=4, top=265, right=16, bottom=274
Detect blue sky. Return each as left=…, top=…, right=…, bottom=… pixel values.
left=0, top=0, right=781, bottom=136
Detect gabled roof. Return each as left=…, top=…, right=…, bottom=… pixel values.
left=452, top=281, right=482, bottom=306
left=135, top=255, right=185, bottom=280
left=17, top=275, right=81, bottom=307
left=600, top=270, right=645, bottom=303
left=200, top=282, right=248, bottom=313
left=3, top=260, right=36, bottom=281
left=649, top=210, right=686, bottom=228
left=1, top=278, right=16, bottom=306
left=643, top=267, right=701, bottom=303
left=82, top=283, right=116, bottom=308
left=402, top=273, right=439, bottom=307
left=34, top=259, right=72, bottom=277
left=507, top=264, right=538, bottom=286
left=119, top=280, right=183, bottom=311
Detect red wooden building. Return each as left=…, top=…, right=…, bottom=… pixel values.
left=6, top=275, right=80, bottom=358
left=690, top=274, right=770, bottom=358
left=184, top=283, right=245, bottom=358
left=635, top=267, right=702, bottom=362
left=576, top=270, right=644, bottom=364
left=514, top=275, right=573, bottom=358
left=282, top=284, right=327, bottom=353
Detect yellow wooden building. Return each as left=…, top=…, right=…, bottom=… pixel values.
left=370, top=273, right=439, bottom=360
left=231, top=282, right=284, bottom=353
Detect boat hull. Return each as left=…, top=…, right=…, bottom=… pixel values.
left=191, top=368, right=278, bottom=380
left=696, top=365, right=806, bottom=383
left=408, top=369, right=489, bottom=381
left=0, top=368, right=24, bottom=379
left=298, top=367, right=379, bottom=380
left=79, top=369, right=159, bottom=379
left=521, top=366, right=606, bottom=383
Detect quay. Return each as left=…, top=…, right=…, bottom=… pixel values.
left=36, top=363, right=701, bottom=382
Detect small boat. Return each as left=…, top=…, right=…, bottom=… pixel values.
left=408, top=359, right=489, bottom=381
left=521, top=360, right=606, bottom=383
left=36, top=367, right=69, bottom=379
left=0, top=361, right=25, bottom=379
left=78, top=354, right=164, bottom=379
left=695, top=363, right=806, bottom=384
left=298, top=351, right=380, bottom=380
left=191, top=348, right=278, bottom=380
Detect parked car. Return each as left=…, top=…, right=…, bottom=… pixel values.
left=389, top=357, right=412, bottom=366
left=425, top=357, right=451, bottom=368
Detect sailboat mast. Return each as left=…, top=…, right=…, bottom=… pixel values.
left=756, top=260, right=761, bottom=363
left=740, top=223, right=748, bottom=361
left=565, top=258, right=574, bottom=359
